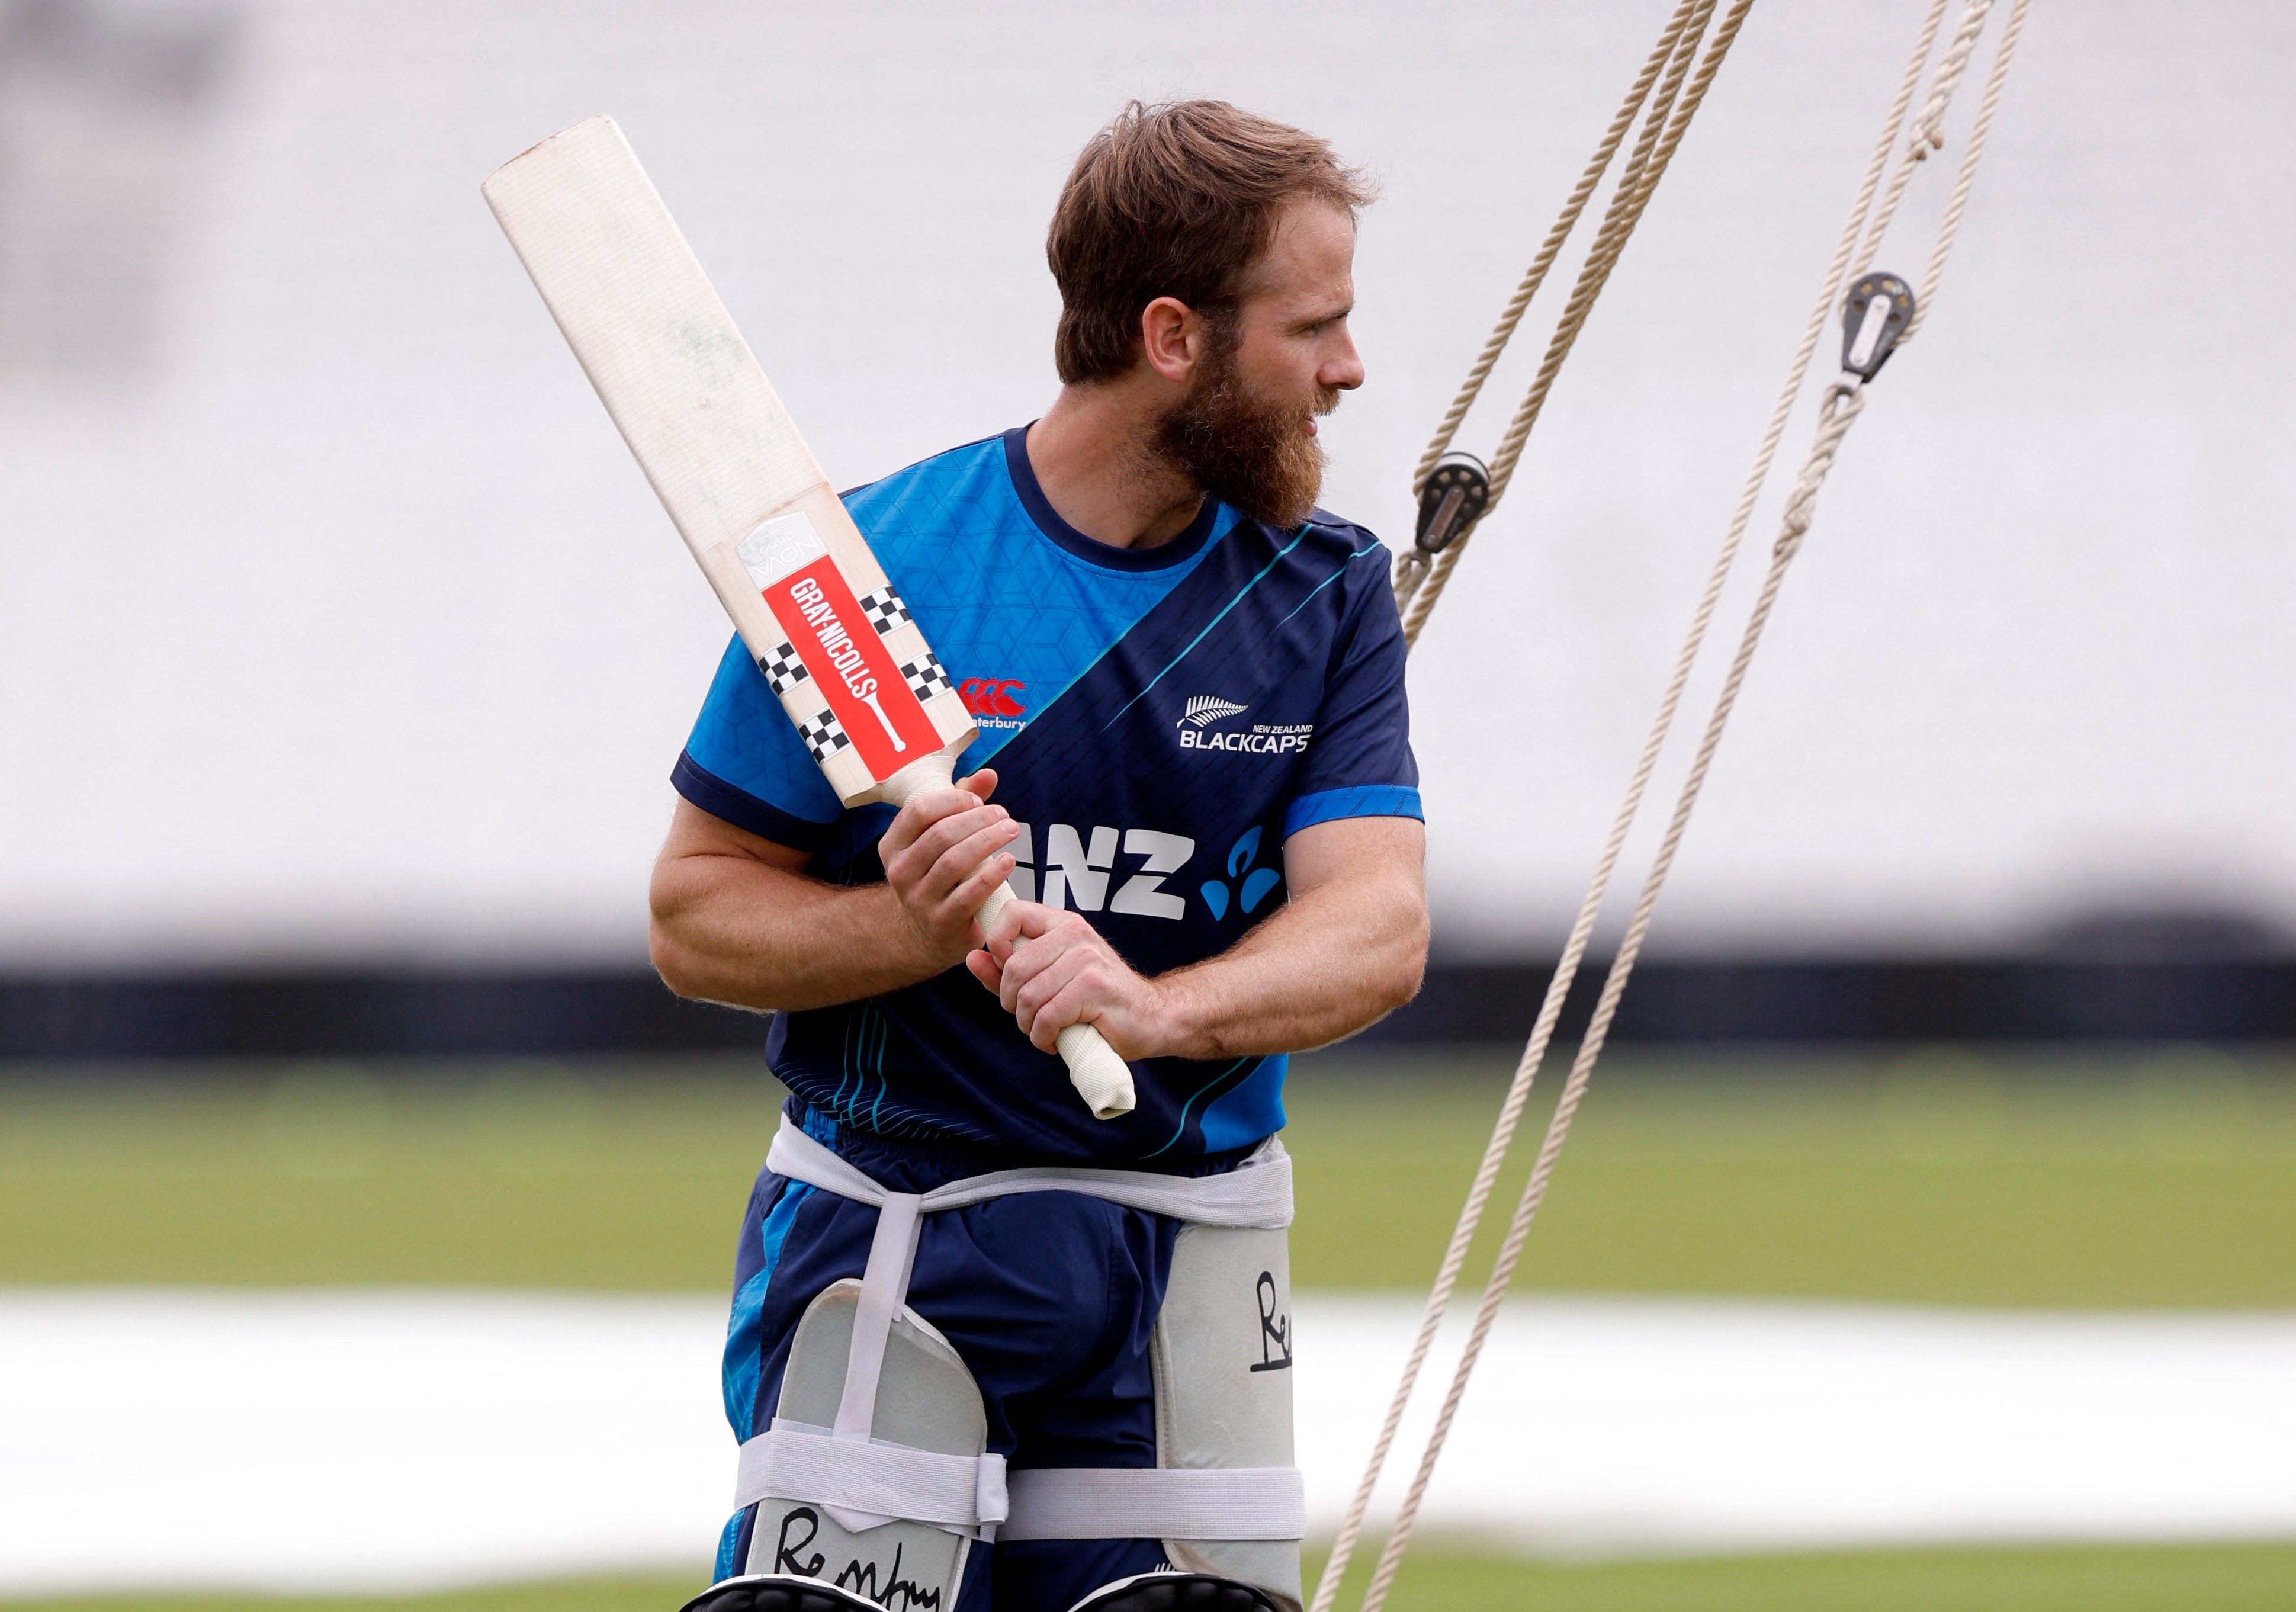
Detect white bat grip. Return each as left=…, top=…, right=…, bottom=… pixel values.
left=971, top=881, right=1137, bottom=1120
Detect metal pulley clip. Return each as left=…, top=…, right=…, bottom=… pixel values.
left=1841, top=271, right=1915, bottom=379
left=1414, top=451, right=1491, bottom=554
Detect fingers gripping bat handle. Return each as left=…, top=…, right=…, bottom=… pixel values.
left=972, top=880, right=1138, bottom=1120
left=875, top=753, right=1135, bottom=1121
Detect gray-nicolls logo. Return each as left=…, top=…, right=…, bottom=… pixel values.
left=1181, top=695, right=1248, bottom=729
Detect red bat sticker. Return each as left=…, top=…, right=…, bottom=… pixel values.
left=763, top=557, right=939, bottom=779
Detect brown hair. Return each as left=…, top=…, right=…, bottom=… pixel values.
left=1046, top=100, right=1376, bottom=385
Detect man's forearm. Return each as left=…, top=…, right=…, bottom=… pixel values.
left=650, top=852, right=942, bottom=1013
left=1152, top=867, right=1427, bottom=1059
left=977, top=815, right=1430, bottom=1063
left=659, top=797, right=1427, bottom=1057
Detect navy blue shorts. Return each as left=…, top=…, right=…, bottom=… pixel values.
left=715, top=1102, right=1257, bottom=1612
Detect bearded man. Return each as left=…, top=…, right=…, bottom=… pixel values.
left=652, top=100, right=1427, bottom=1612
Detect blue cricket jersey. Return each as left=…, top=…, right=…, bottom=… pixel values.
left=675, top=426, right=1420, bottom=1164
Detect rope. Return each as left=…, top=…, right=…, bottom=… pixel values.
left=1315, top=14, right=1745, bottom=1609
left=1396, top=0, right=1752, bottom=648
left=1402, top=1, right=1714, bottom=624
left=1408, top=0, right=1703, bottom=492
left=1321, top=5, right=2026, bottom=1610
left=1846, top=0, right=1993, bottom=294
left=1908, top=0, right=1997, bottom=158
left=1909, top=0, right=2025, bottom=339
left=1393, top=0, right=1695, bottom=622
left=1389, top=0, right=1697, bottom=623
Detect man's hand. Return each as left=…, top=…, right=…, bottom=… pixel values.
left=877, top=768, right=1022, bottom=972
left=968, top=900, right=1185, bottom=1061
left=965, top=815, right=1425, bottom=1062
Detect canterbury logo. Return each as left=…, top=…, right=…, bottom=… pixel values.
left=1181, top=695, right=1248, bottom=729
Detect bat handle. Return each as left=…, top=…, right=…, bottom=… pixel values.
left=1056, top=1023, right=1138, bottom=1122
left=972, top=881, right=1138, bottom=1120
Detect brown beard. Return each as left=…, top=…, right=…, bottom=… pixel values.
left=1150, top=338, right=1335, bottom=528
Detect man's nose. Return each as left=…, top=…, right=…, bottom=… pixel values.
left=1322, top=333, right=1366, bottom=392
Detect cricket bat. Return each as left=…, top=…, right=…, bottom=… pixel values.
left=483, top=114, right=1135, bottom=1121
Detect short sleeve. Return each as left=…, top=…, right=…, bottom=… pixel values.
left=672, top=634, right=844, bottom=850
left=1282, top=567, right=1422, bottom=839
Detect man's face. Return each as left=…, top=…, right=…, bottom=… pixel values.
left=1152, top=200, right=1366, bottom=528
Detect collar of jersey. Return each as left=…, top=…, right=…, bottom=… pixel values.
left=1001, top=425, right=1223, bottom=573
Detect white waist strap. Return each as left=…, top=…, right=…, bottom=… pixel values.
left=765, top=1116, right=1294, bottom=1232
left=735, top=1422, right=1008, bottom=1536
left=999, top=1466, right=1306, bottom=1542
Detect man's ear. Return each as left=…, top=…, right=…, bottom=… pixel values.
left=1138, top=296, right=1198, bottom=386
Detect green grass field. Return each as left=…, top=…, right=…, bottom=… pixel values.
left=5, top=1045, right=2292, bottom=1304
left=5, top=1044, right=2293, bottom=1608
left=13, top=1540, right=2296, bottom=1612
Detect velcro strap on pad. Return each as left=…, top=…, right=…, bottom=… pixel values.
left=998, top=1466, right=1304, bottom=1542
left=736, top=1425, right=1009, bottom=1532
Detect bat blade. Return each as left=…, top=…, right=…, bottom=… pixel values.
left=484, top=115, right=1138, bottom=1121
left=482, top=113, right=973, bottom=803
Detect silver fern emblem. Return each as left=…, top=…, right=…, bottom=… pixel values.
left=1182, top=695, right=1248, bottom=728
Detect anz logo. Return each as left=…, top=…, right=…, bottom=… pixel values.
left=1004, top=823, right=1284, bottom=923
left=1004, top=824, right=1194, bottom=919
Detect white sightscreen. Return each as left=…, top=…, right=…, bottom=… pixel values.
left=0, top=0, right=2288, bottom=966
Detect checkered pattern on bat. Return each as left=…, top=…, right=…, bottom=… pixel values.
left=795, top=709, right=852, bottom=763
left=857, top=586, right=912, bottom=636
left=900, top=652, right=954, bottom=704
left=756, top=641, right=810, bottom=697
